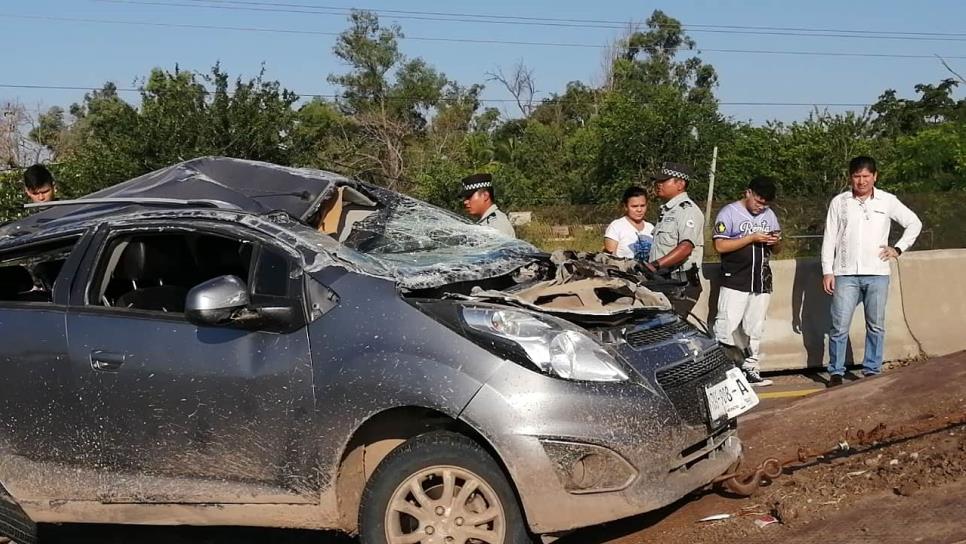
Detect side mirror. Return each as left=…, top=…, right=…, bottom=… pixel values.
left=185, top=275, right=250, bottom=326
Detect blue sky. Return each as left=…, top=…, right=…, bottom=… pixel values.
left=3, top=0, right=965, bottom=123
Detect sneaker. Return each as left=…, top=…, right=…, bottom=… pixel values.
left=742, top=367, right=773, bottom=387
left=827, top=374, right=844, bottom=388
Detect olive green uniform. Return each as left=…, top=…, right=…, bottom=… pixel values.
left=478, top=204, right=516, bottom=238
left=651, top=192, right=704, bottom=282
left=651, top=192, right=704, bottom=316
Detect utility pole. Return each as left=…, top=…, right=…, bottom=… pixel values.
left=705, top=145, right=718, bottom=224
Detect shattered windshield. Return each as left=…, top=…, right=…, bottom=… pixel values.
left=336, top=187, right=539, bottom=287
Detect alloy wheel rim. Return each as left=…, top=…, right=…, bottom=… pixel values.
left=385, top=465, right=506, bottom=544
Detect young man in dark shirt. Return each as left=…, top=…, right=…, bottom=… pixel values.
left=712, top=176, right=781, bottom=386
left=23, top=164, right=57, bottom=203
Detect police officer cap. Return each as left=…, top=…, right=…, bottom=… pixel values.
left=459, top=173, right=493, bottom=198
left=650, top=162, right=693, bottom=183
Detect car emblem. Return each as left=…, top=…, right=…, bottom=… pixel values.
left=678, top=337, right=701, bottom=358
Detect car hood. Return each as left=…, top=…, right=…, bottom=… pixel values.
left=445, top=251, right=674, bottom=323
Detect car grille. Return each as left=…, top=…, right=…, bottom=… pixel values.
left=625, top=320, right=693, bottom=347
left=656, top=347, right=731, bottom=388
left=656, top=349, right=734, bottom=426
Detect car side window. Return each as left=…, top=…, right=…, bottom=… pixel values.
left=89, top=232, right=254, bottom=314
left=0, top=237, right=79, bottom=304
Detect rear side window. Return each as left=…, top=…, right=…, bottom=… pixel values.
left=0, top=237, right=79, bottom=304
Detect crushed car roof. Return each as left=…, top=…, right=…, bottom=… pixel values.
left=2, top=157, right=346, bottom=239
left=0, top=158, right=675, bottom=311
left=0, top=157, right=543, bottom=291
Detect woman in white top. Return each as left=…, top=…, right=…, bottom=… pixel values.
left=604, top=186, right=655, bottom=261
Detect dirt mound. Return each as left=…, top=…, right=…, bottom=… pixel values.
left=564, top=351, right=966, bottom=544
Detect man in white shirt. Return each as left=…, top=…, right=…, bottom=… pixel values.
left=820, top=156, right=922, bottom=387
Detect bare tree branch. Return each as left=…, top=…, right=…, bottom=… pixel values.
left=0, top=101, right=35, bottom=169
left=352, top=109, right=410, bottom=189
left=597, top=21, right=641, bottom=92
left=486, top=61, right=537, bottom=117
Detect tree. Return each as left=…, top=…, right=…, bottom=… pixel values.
left=137, top=67, right=211, bottom=166
left=290, top=98, right=348, bottom=168
left=28, top=106, right=66, bottom=159
left=5, top=7, right=963, bottom=226
left=49, top=65, right=300, bottom=197
left=327, top=10, right=450, bottom=189
left=0, top=102, right=48, bottom=169
left=406, top=83, right=487, bottom=207
left=890, top=122, right=966, bottom=191
left=202, top=64, right=298, bottom=164
left=717, top=110, right=878, bottom=200
left=1, top=102, right=27, bottom=168
left=584, top=10, right=727, bottom=203
left=530, top=81, right=600, bottom=129
left=613, top=10, right=718, bottom=104
left=871, top=79, right=964, bottom=138
left=327, top=10, right=403, bottom=112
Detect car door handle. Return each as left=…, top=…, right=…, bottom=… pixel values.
left=90, top=351, right=126, bottom=372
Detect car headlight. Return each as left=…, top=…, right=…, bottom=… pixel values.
left=462, top=307, right=628, bottom=382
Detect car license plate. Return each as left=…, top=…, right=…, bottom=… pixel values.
left=705, top=367, right=760, bottom=422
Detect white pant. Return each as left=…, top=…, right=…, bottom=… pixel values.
left=714, top=287, right=771, bottom=371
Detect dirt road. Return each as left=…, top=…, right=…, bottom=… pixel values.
left=560, top=351, right=966, bottom=544
left=40, top=352, right=966, bottom=544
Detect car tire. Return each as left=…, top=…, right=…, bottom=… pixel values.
left=0, top=486, right=36, bottom=544
left=359, top=430, right=532, bottom=544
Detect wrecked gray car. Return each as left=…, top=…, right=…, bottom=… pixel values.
left=0, top=157, right=755, bottom=544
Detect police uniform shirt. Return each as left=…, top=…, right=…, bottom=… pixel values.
left=713, top=201, right=780, bottom=294
left=478, top=204, right=516, bottom=238
left=651, top=192, right=704, bottom=279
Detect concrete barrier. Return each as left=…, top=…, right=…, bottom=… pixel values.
left=693, top=256, right=925, bottom=372
left=896, top=249, right=966, bottom=357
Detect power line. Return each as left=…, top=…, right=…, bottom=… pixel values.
left=703, top=49, right=966, bottom=60
left=5, top=14, right=966, bottom=60
left=0, top=83, right=522, bottom=102
left=0, top=83, right=876, bottom=107
left=1, top=14, right=604, bottom=49
left=170, top=0, right=966, bottom=38
left=98, top=0, right=630, bottom=31
left=99, top=0, right=966, bottom=42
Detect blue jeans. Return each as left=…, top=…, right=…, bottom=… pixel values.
left=828, top=275, right=890, bottom=376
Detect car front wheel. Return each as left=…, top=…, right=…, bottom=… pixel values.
left=359, top=431, right=532, bottom=544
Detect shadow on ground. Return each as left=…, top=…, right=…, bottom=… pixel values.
left=40, top=524, right=355, bottom=544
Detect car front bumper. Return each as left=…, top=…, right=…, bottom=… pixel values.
left=460, top=362, right=742, bottom=534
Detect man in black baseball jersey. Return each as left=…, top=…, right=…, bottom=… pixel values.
left=712, top=176, right=781, bottom=386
